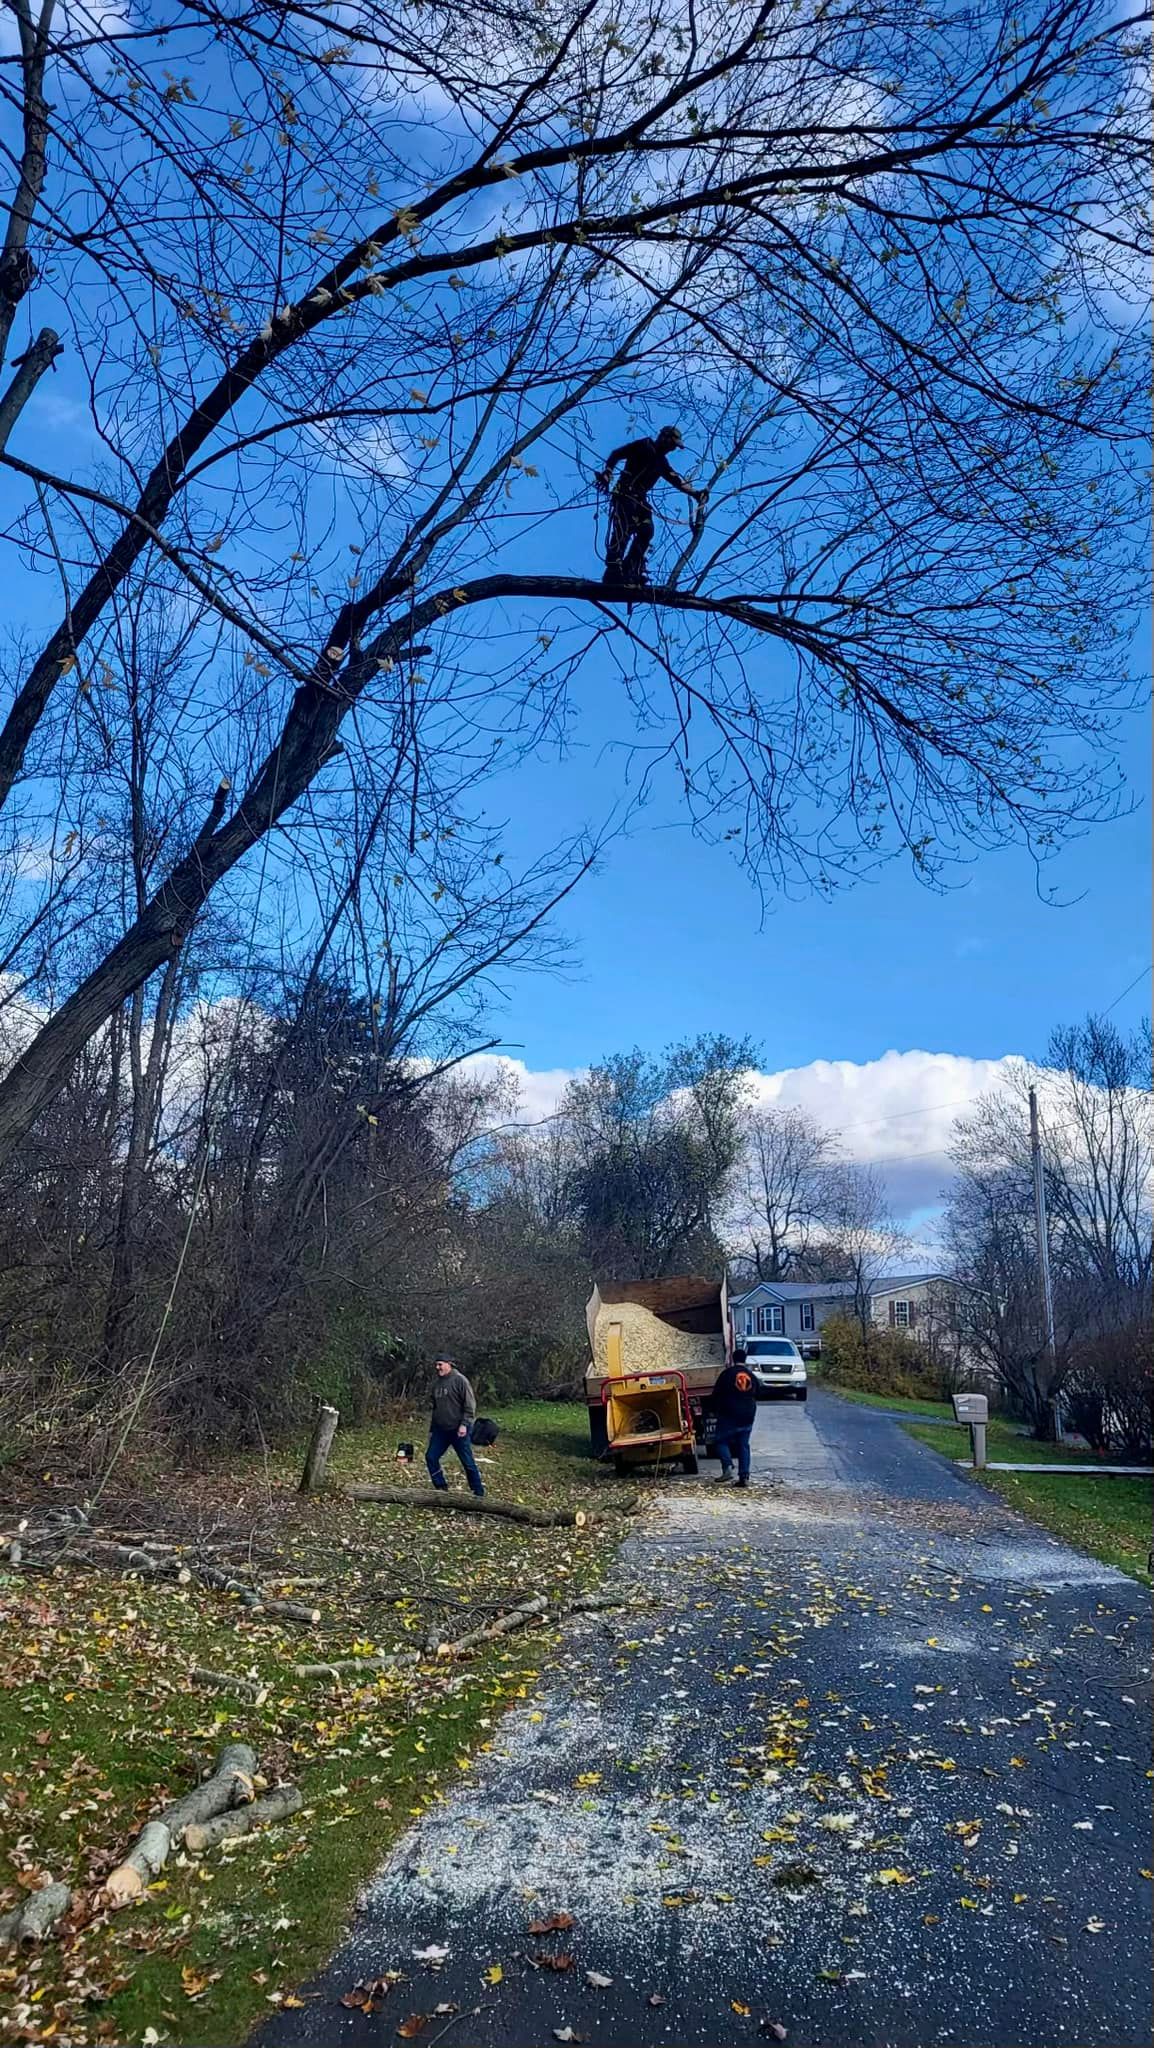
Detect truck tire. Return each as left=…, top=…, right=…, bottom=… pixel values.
left=796, top=1389, right=807, bottom=1402
left=588, top=1404, right=609, bottom=1457
left=680, top=1450, right=700, bottom=1476
left=613, top=1454, right=630, bottom=1476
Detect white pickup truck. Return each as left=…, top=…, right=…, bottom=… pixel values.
left=741, top=1335, right=808, bottom=1401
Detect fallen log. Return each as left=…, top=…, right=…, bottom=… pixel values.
left=160, top=1742, right=256, bottom=1835
left=434, top=1594, right=550, bottom=1658
left=347, top=1486, right=589, bottom=1529
left=293, top=1649, right=419, bottom=1680
left=189, top=1667, right=267, bottom=1699
left=255, top=1597, right=321, bottom=1625
left=101, top=1742, right=256, bottom=1907
left=0, top=1882, right=72, bottom=1947
left=185, top=1784, right=302, bottom=1854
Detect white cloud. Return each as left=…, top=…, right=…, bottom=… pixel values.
left=459, top=1052, right=578, bottom=1126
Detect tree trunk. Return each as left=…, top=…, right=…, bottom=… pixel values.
left=299, top=1404, right=339, bottom=1492
left=0, top=1882, right=72, bottom=1947
left=347, top=1484, right=590, bottom=1528
left=102, top=945, right=185, bottom=1370
left=184, top=1784, right=302, bottom=1854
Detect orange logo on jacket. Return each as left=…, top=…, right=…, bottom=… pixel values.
left=735, top=1371, right=753, bottom=1393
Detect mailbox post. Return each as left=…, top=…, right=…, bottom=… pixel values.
left=952, top=1391, right=988, bottom=1470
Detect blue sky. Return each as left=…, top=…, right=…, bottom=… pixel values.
left=485, top=733, right=1151, bottom=1076
left=467, top=644, right=1148, bottom=1249
left=465, top=486, right=1151, bottom=1080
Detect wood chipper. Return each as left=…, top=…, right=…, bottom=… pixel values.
left=585, top=1275, right=731, bottom=1474
left=600, top=1363, right=698, bottom=1475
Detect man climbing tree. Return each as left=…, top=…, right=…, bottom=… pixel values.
left=596, top=426, right=705, bottom=585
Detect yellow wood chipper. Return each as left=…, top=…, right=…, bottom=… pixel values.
left=585, top=1275, right=731, bottom=1475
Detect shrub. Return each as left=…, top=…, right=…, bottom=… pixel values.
left=820, top=1313, right=948, bottom=1400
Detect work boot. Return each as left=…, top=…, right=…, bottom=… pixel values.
left=715, top=1470, right=733, bottom=1485
left=736, top=1477, right=750, bottom=1490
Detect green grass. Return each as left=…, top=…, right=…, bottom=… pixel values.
left=904, top=1419, right=1152, bottom=1583
left=0, top=1400, right=619, bottom=2046
left=826, top=1387, right=958, bottom=1420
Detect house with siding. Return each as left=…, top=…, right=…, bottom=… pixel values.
left=730, top=1274, right=949, bottom=1356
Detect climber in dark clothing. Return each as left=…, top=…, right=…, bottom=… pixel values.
left=595, top=425, right=705, bottom=585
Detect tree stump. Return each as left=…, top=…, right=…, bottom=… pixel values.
left=299, top=1403, right=339, bottom=1493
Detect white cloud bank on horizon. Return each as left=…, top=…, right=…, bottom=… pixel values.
left=462, top=1046, right=1017, bottom=1235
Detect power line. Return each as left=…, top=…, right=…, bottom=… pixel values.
left=1102, top=964, right=1151, bottom=1017
left=834, top=1092, right=986, bottom=1134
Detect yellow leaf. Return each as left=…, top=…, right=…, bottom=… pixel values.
left=484, top=1964, right=503, bottom=1985
left=876, top=1869, right=913, bottom=1886
left=576, top=1772, right=601, bottom=1787
left=731, top=2001, right=751, bottom=2016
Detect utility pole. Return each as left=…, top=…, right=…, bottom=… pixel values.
left=1029, top=1085, right=1061, bottom=1441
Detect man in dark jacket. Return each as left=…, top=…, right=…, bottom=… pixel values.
left=426, top=1357, right=485, bottom=1497
left=595, top=425, right=705, bottom=585
left=709, top=1351, right=759, bottom=1488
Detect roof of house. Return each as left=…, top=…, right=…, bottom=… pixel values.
left=730, top=1273, right=944, bottom=1306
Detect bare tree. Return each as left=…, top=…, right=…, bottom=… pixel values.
left=0, top=0, right=1145, bottom=1159
left=947, top=1014, right=1152, bottom=1435
left=823, top=1163, right=909, bottom=1351
left=945, top=1168, right=1059, bottom=1432
left=736, top=1103, right=842, bottom=1279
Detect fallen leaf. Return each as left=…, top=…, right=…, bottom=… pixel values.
left=412, top=1945, right=450, bottom=1963
left=586, top=1970, right=613, bottom=1989
left=181, top=1966, right=219, bottom=2001
left=528, top=1912, right=575, bottom=1934
left=1085, top=1917, right=1106, bottom=1934
left=876, top=1869, right=914, bottom=1887
left=761, top=2024, right=788, bottom=2042
left=647, top=1992, right=667, bottom=2008
left=553, top=2031, right=585, bottom=2044
left=484, top=1963, right=504, bottom=1985
left=536, top=1953, right=573, bottom=1973
left=397, top=2019, right=427, bottom=2040
left=732, top=1999, right=752, bottom=2015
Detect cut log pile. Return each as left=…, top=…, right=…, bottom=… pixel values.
left=0, top=1742, right=303, bottom=1953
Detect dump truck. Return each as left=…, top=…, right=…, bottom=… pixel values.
left=585, top=1275, right=731, bottom=1469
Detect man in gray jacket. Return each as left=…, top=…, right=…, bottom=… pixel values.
left=426, top=1357, right=485, bottom=1497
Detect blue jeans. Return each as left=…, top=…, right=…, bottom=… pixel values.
left=426, top=1423, right=484, bottom=1496
left=716, top=1424, right=752, bottom=1483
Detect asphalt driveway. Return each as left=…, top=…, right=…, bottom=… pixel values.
left=257, top=1389, right=1152, bottom=2048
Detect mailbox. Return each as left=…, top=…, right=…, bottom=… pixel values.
left=952, top=1392, right=988, bottom=1423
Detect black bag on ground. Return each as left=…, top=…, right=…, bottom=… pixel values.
left=471, top=1417, right=499, bottom=1447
